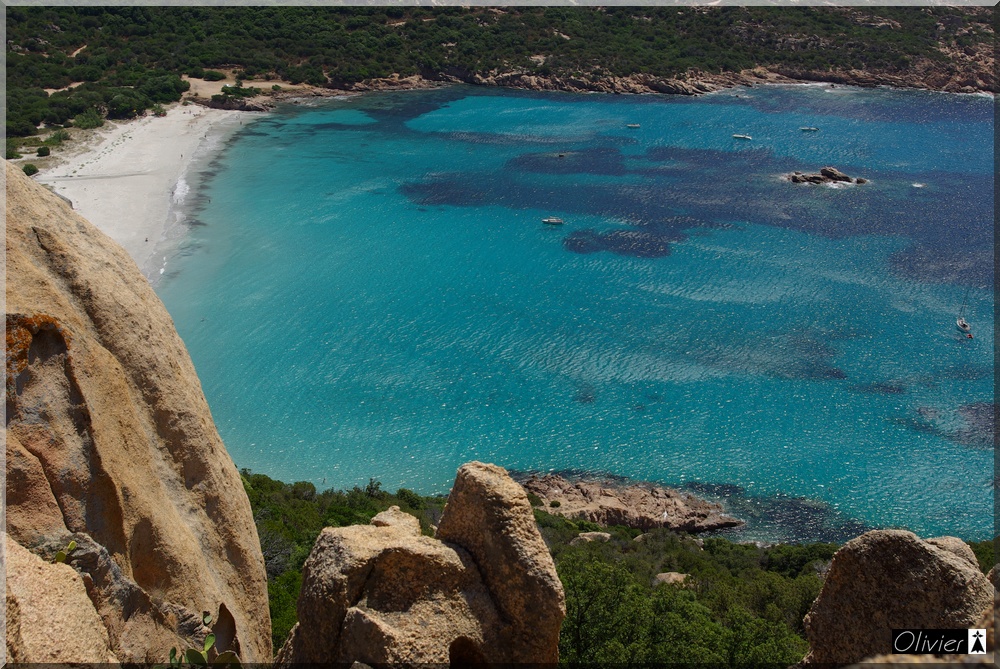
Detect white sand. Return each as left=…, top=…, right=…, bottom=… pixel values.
left=37, top=104, right=252, bottom=280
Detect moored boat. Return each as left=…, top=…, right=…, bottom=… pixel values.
left=732, top=134, right=752, bottom=140
left=956, top=287, right=973, bottom=338
left=542, top=217, right=565, bottom=225
left=957, top=317, right=973, bottom=338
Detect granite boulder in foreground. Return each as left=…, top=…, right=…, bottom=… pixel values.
left=801, top=530, right=993, bottom=666
left=5, top=163, right=271, bottom=662
left=276, top=462, right=566, bottom=665
left=520, top=472, right=742, bottom=532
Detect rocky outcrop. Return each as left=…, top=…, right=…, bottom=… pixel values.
left=519, top=472, right=742, bottom=532
left=324, top=56, right=996, bottom=100
left=570, top=531, right=612, bottom=545
left=801, top=530, right=992, bottom=666
left=196, top=94, right=274, bottom=112
left=276, top=463, right=565, bottom=666
left=845, top=587, right=997, bottom=666
left=5, top=537, right=118, bottom=663
left=788, top=167, right=868, bottom=185
left=653, top=572, right=690, bottom=587
left=5, top=163, right=271, bottom=662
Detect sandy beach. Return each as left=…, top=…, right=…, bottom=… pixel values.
left=37, top=103, right=253, bottom=280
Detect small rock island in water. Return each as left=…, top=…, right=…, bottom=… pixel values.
left=787, top=166, right=868, bottom=185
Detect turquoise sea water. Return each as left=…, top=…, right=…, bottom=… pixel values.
left=158, top=85, right=994, bottom=542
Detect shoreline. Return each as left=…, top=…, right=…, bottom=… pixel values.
left=307, top=65, right=997, bottom=98
left=36, top=103, right=256, bottom=282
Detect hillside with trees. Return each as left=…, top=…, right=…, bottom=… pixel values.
left=6, top=6, right=995, bottom=138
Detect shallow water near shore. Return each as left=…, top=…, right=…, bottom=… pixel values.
left=158, top=85, right=993, bottom=542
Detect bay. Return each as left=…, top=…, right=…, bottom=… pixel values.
left=158, top=85, right=994, bottom=541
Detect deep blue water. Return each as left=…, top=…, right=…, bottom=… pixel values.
left=158, top=85, right=994, bottom=542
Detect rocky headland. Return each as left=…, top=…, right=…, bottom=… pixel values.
left=518, top=472, right=743, bottom=532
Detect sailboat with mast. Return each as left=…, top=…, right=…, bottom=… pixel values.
left=956, top=286, right=973, bottom=339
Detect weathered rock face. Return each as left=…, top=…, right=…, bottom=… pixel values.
left=802, top=530, right=992, bottom=666
left=436, top=462, right=566, bottom=662
left=5, top=163, right=271, bottom=662
left=520, top=472, right=742, bottom=532
left=845, top=585, right=997, bottom=666
left=5, top=537, right=118, bottom=663
left=277, top=463, right=566, bottom=665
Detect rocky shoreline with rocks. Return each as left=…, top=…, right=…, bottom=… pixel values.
left=193, top=61, right=995, bottom=113
left=515, top=472, right=743, bottom=533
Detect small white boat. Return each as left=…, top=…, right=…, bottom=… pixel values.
left=626, top=124, right=640, bottom=128
left=732, top=134, right=752, bottom=140
left=957, top=317, right=972, bottom=335
left=956, top=287, right=973, bottom=338
left=542, top=217, right=565, bottom=225
left=800, top=127, right=819, bottom=132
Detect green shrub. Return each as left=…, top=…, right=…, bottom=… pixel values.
left=36, top=146, right=50, bottom=156
left=6, top=140, right=21, bottom=159
left=74, top=108, right=104, bottom=129
left=550, top=500, right=561, bottom=508
left=395, top=488, right=425, bottom=510
left=969, top=538, right=995, bottom=574
left=45, top=129, right=70, bottom=144
left=22, top=164, right=39, bottom=176
left=272, top=84, right=282, bottom=91
left=526, top=492, right=543, bottom=507
left=203, top=70, right=226, bottom=81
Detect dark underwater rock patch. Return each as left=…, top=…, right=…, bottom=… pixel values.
left=683, top=483, right=874, bottom=544
left=849, top=382, right=906, bottom=395
left=954, top=402, right=995, bottom=448
left=894, top=402, right=995, bottom=449
left=563, top=229, right=676, bottom=258
left=509, top=147, right=629, bottom=176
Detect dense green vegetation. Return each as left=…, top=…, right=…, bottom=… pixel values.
left=244, top=470, right=995, bottom=661
left=6, top=6, right=992, bottom=138
left=538, top=513, right=834, bottom=665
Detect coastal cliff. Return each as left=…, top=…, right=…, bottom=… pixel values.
left=5, top=162, right=271, bottom=663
